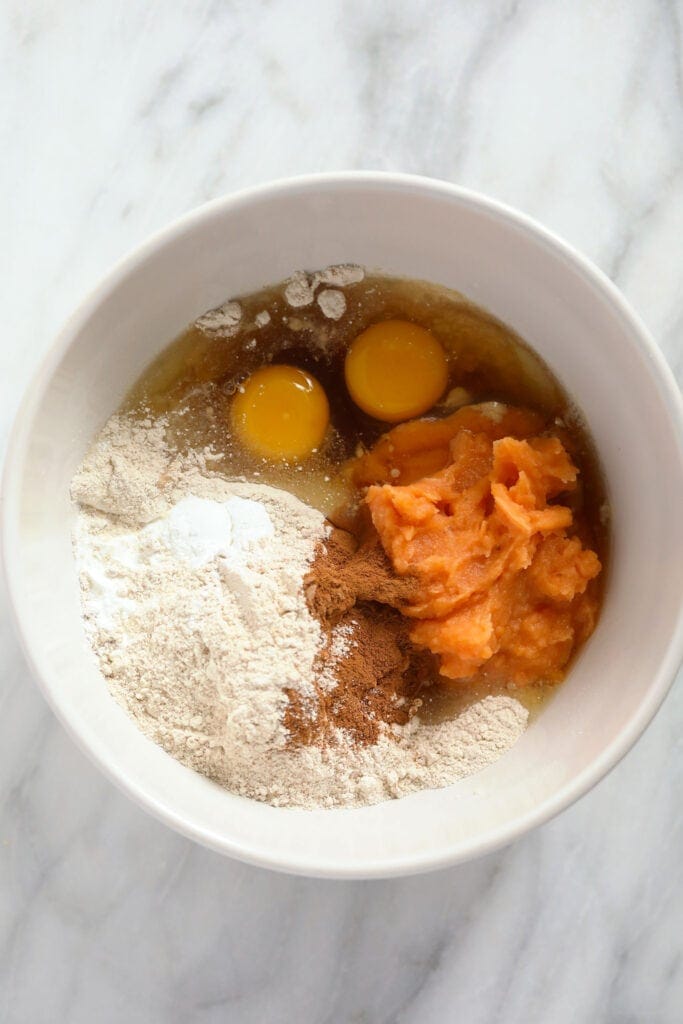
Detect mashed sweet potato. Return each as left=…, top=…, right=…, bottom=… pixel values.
left=363, top=411, right=602, bottom=686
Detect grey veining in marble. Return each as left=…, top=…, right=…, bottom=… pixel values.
left=2, top=1, right=682, bottom=1021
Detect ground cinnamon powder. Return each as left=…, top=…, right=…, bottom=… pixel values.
left=284, top=526, right=436, bottom=747
left=305, top=525, right=419, bottom=623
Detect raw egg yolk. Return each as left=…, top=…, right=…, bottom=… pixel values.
left=344, top=320, right=448, bottom=422
left=231, top=365, right=330, bottom=461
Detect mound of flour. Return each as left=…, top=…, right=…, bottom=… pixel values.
left=72, top=415, right=528, bottom=808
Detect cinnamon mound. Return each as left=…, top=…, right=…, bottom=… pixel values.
left=284, top=528, right=435, bottom=747
left=304, top=526, right=418, bottom=623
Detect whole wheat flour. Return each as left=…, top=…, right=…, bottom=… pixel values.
left=71, top=414, right=528, bottom=808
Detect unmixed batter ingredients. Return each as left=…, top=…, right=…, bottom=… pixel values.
left=72, top=266, right=607, bottom=808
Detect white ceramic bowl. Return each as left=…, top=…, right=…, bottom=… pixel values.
left=3, top=173, right=683, bottom=878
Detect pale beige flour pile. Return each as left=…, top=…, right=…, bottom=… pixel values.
left=72, top=414, right=528, bottom=808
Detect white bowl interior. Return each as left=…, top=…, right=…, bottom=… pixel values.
left=4, top=177, right=683, bottom=877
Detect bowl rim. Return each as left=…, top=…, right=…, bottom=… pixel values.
left=3, top=170, right=683, bottom=879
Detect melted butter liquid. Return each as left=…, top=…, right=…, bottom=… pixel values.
left=417, top=677, right=558, bottom=726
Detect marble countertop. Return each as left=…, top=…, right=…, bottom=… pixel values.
left=2, top=2, right=682, bottom=1021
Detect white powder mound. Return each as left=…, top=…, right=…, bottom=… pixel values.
left=284, top=271, right=316, bottom=308
left=194, top=300, right=242, bottom=337
left=316, top=288, right=347, bottom=320
left=312, top=264, right=365, bottom=288
left=284, top=264, right=364, bottom=310
left=72, top=414, right=528, bottom=809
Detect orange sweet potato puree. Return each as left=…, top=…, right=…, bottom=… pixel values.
left=360, top=409, right=602, bottom=686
